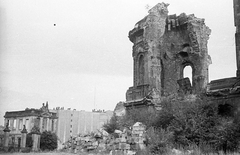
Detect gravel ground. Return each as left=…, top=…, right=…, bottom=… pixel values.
left=0, top=152, right=108, bottom=155
left=0, top=152, right=76, bottom=155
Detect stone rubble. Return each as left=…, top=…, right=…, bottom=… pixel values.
left=61, top=122, right=146, bottom=155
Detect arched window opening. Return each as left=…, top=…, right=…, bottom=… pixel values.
left=183, top=65, right=192, bottom=85
left=138, top=55, right=144, bottom=85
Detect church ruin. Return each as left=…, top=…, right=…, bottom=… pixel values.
left=124, top=2, right=240, bottom=114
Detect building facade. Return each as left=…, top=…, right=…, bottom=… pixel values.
left=1, top=104, right=113, bottom=149
left=124, top=1, right=240, bottom=115
left=125, top=3, right=211, bottom=109
left=56, top=108, right=113, bottom=149
left=4, top=102, right=57, bottom=134
left=1, top=102, right=57, bottom=149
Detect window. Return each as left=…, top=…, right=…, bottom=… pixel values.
left=25, top=119, right=29, bottom=130
left=18, top=119, right=23, bottom=130
left=13, top=119, right=16, bottom=129
left=183, top=65, right=192, bottom=85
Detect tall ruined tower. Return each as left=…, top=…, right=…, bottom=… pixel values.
left=125, top=3, right=211, bottom=109
left=234, top=0, right=240, bottom=77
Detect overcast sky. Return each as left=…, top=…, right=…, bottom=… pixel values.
left=0, top=0, right=236, bottom=125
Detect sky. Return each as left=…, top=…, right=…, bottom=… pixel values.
left=0, top=0, right=236, bottom=125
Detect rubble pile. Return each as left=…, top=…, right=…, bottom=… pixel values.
left=61, top=122, right=146, bottom=155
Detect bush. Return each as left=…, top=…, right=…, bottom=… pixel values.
left=167, top=98, right=221, bottom=148
left=214, top=120, right=240, bottom=152
left=146, top=127, right=173, bottom=154
left=106, top=94, right=239, bottom=153
left=103, top=114, right=119, bottom=134
left=40, top=131, right=58, bottom=151
left=157, top=95, right=240, bottom=153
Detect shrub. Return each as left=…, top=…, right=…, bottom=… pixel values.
left=40, top=131, right=58, bottom=151
left=168, top=99, right=221, bottom=148
left=146, top=127, right=173, bottom=154
left=107, top=94, right=239, bottom=153
left=214, top=120, right=240, bottom=152
left=103, top=114, right=119, bottom=134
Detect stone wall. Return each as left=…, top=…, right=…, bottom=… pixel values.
left=125, top=3, right=211, bottom=110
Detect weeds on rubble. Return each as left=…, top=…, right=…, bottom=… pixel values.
left=145, top=127, right=173, bottom=154
left=105, top=95, right=240, bottom=154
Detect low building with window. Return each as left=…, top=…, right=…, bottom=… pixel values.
left=1, top=102, right=57, bottom=148
left=4, top=102, right=57, bottom=134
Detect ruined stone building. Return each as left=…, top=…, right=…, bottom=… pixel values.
left=125, top=3, right=211, bottom=109
left=125, top=2, right=240, bottom=113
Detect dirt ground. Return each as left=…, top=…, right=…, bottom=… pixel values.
left=0, top=152, right=78, bottom=155
left=0, top=152, right=107, bottom=155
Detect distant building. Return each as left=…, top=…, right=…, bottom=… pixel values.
left=1, top=103, right=113, bottom=149
left=4, top=102, right=57, bottom=134
left=56, top=108, right=113, bottom=149
left=1, top=102, right=57, bottom=148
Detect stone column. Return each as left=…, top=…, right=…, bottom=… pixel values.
left=37, top=134, right=41, bottom=150
left=53, top=119, right=57, bottom=132
left=32, top=134, right=39, bottom=151
left=46, top=118, right=49, bottom=131
left=3, top=122, right=11, bottom=152
left=21, top=125, right=27, bottom=149
left=16, top=119, right=19, bottom=131
left=49, top=119, right=52, bottom=132
left=39, top=117, right=43, bottom=133
left=31, top=126, right=40, bottom=152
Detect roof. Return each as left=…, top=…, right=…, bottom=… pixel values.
left=4, top=108, right=57, bottom=119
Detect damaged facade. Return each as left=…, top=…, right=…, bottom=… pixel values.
left=125, top=2, right=240, bottom=114
left=125, top=3, right=211, bottom=109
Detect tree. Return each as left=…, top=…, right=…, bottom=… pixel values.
left=40, top=131, right=58, bottom=151
left=103, top=114, right=119, bottom=134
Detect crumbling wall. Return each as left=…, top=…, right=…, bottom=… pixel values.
left=126, top=3, right=211, bottom=108
left=160, top=13, right=211, bottom=95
